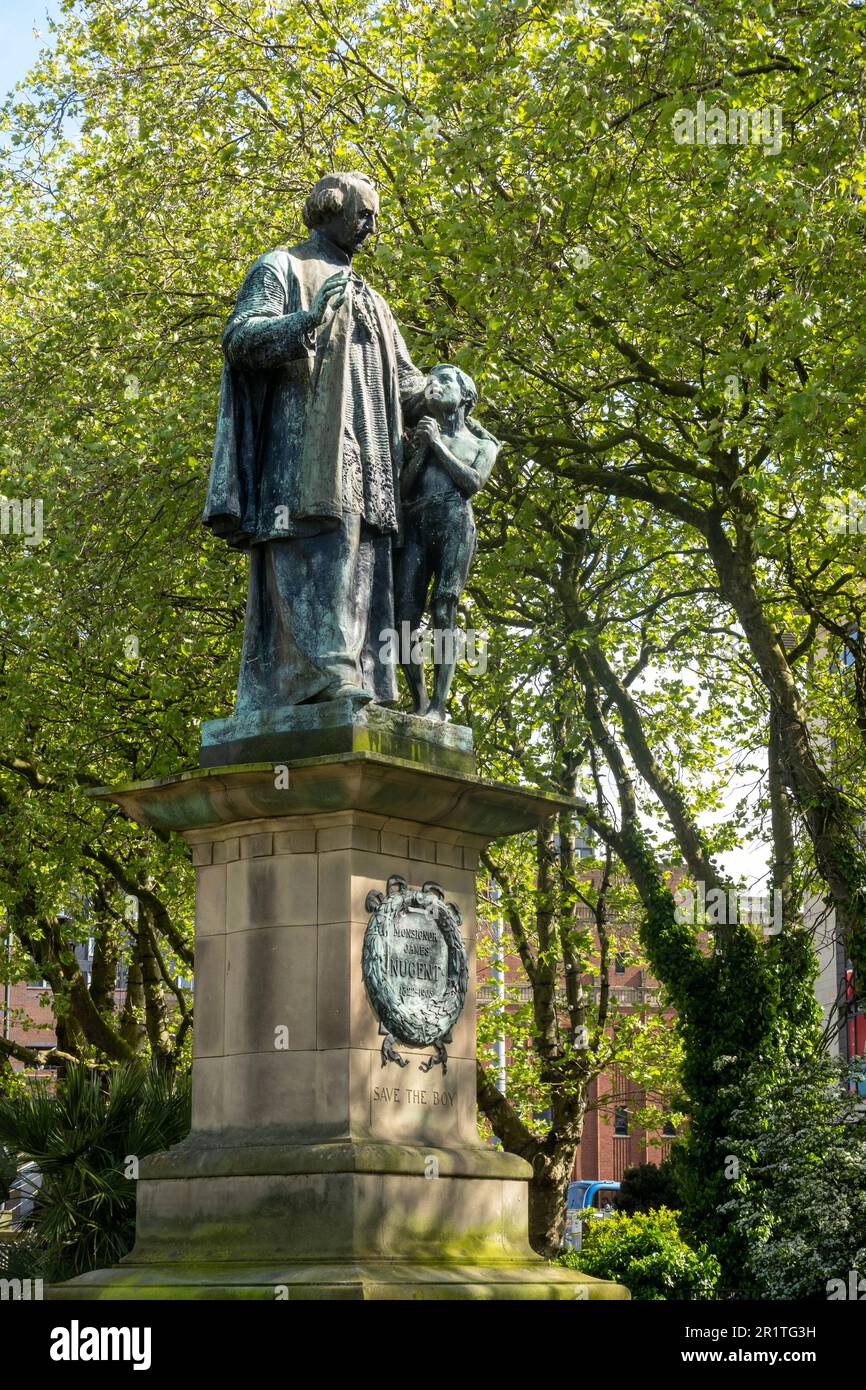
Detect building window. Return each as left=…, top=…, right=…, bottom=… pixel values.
left=614, top=1106, right=628, bottom=1136
left=663, top=1118, right=677, bottom=1137
left=614, top=955, right=626, bottom=974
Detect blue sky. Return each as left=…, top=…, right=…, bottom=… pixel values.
left=0, top=0, right=61, bottom=102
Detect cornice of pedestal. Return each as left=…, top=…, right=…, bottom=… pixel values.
left=86, top=751, right=583, bottom=845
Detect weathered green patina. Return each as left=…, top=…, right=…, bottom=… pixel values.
left=204, top=172, right=427, bottom=712
left=199, top=699, right=476, bottom=773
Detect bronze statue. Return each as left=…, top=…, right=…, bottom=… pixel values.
left=395, top=365, right=498, bottom=719
left=204, top=174, right=496, bottom=726
left=204, top=171, right=425, bottom=711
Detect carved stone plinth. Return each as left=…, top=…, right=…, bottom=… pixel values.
left=199, top=699, right=476, bottom=776
left=49, top=719, right=628, bottom=1300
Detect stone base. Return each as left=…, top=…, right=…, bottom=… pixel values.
left=61, top=750, right=630, bottom=1302
left=200, top=701, right=476, bottom=776
left=49, top=1259, right=626, bottom=1301
left=47, top=1140, right=629, bottom=1302
left=47, top=1140, right=629, bottom=1301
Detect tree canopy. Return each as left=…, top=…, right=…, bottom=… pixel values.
left=1, top=0, right=864, bottom=1277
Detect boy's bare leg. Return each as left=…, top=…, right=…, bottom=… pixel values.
left=401, top=645, right=430, bottom=715
left=427, top=596, right=458, bottom=721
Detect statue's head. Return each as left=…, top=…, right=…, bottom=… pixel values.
left=302, top=172, right=379, bottom=256
left=425, top=363, right=478, bottom=417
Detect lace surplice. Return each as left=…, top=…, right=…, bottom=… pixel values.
left=341, top=279, right=398, bottom=534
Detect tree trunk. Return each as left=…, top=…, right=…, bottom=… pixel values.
left=528, top=1149, right=574, bottom=1259
left=707, top=523, right=866, bottom=970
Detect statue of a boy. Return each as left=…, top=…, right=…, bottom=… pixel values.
left=394, top=365, right=499, bottom=720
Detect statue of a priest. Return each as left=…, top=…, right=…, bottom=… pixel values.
left=204, top=171, right=425, bottom=711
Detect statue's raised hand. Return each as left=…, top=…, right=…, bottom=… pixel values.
left=308, top=271, right=350, bottom=325
left=415, top=415, right=442, bottom=446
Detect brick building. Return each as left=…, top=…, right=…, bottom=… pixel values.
left=2, top=979, right=58, bottom=1071
left=1, top=938, right=132, bottom=1077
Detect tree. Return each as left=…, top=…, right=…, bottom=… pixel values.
left=0, top=0, right=862, bottom=1279
left=320, top=0, right=860, bottom=1274
left=476, top=832, right=683, bottom=1256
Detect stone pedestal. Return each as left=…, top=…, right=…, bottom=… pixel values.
left=50, top=714, right=628, bottom=1300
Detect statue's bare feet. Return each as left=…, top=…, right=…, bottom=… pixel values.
left=412, top=693, right=430, bottom=717
left=426, top=703, right=448, bottom=723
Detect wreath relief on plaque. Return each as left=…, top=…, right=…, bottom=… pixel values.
left=362, top=874, right=469, bottom=1074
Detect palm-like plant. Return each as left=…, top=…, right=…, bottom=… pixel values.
left=0, top=1144, right=16, bottom=1205
left=0, top=1063, right=191, bottom=1282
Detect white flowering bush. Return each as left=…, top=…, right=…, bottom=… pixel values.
left=720, top=1053, right=866, bottom=1299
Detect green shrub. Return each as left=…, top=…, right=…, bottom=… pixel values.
left=558, top=1206, right=720, bottom=1300
left=615, top=1158, right=682, bottom=1216
left=720, top=1054, right=866, bottom=1299
left=0, top=1062, right=191, bottom=1282
left=0, top=1229, right=45, bottom=1284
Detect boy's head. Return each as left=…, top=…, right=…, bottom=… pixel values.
left=424, top=364, right=478, bottom=418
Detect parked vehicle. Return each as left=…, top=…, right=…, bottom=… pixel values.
left=562, top=1179, right=620, bottom=1251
